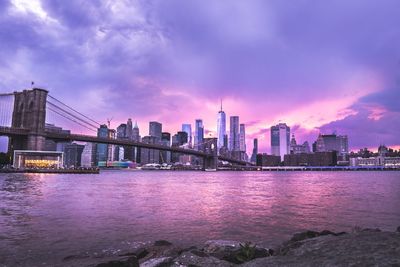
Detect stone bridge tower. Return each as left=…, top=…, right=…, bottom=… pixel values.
left=203, top=137, right=218, bottom=170
left=9, top=88, right=48, bottom=151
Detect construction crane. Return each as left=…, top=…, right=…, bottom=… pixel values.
left=107, top=117, right=113, bottom=128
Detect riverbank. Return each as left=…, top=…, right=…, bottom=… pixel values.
left=77, top=227, right=400, bottom=266
left=0, top=168, right=99, bottom=174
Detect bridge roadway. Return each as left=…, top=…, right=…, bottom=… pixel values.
left=0, top=126, right=250, bottom=166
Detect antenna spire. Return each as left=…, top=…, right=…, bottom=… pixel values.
left=220, top=98, right=223, bottom=112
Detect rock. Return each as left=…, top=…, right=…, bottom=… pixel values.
left=62, top=254, right=90, bottom=261
left=138, top=243, right=182, bottom=264
left=172, top=251, right=233, bottom=267
left=319, top=230, right=335, bottom=236
left=361, top=228, right=381, bottom=232
left=119, top=247, right=149, bottom=259
left=397, top=226, right=400, bottom=232
left=154, top=240, right=172, bottom=246
left=243, top=231, right=400, bottom=267
left=140, top=257, right=173, bottom=267
left=95, top=256, right=139, bottom=267
left=202, top=240, right=271, bottom=264
left=289, top=230, right=320, bottom=242
left=289, top=230, right=347, bottom=244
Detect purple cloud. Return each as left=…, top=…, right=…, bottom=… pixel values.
left=0, top=0, right=400, bottom=153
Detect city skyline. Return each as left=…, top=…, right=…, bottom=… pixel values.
left=0, top=0, right=400, bottom=152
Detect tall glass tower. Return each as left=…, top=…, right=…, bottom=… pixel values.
left=229, top=116, right=240, bottom=151
left=239, top=123, right=246, bottom=152
left=217, top=100, right=226, bottom=151
left=271, top=123, right=290, bottom=161
left=181, top=123, right=192, bottom=148
left=194, top=119, right=204, bottom=150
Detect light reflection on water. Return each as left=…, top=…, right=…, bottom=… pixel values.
left=0, top=171, right=400, bottom=266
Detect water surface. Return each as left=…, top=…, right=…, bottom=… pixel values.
left=1, top=171, right=399, bottom=266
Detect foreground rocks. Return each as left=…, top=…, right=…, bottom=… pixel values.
left=92, top=228, right=400, bottom=267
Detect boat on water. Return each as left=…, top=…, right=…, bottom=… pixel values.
left=204, top=168, right=217, bottom=172
left=141, top=163, right=161, bottom=170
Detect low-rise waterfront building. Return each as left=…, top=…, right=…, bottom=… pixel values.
left=284, top=151, right=337, bottom=166
left=350, top=156, right=400, bottom=167
left=256, top=153, right=281, bottom=166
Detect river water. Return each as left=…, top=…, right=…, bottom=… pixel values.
left=1, top=171, right=400, bottom=266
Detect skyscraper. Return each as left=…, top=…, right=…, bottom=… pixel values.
left=116, top=123, right=127, bottom=139
left=132, top=121, right=140, bottom=142
left=161, top=132, right=171, bottom=163
left=126, top=118, right=133, bottom=139
left=131, top=121, right=141, bottom=162
left=271, top=123, right=290, bottom=161
left=239, top=123, right=246, bottom=152
left=250, top=138, right=258, bottom=163
left=217, top=100, right=226, bottom=151
left=149, top=121, right=162, bottom=141
left=290, top=134, right=311, bottom=154
left=182, top=123, right=192, bottom=147
left=194, top=119, right=204, bottom=150
left=315, top=133, right=348, bottom=158
left=81, top=142, right=96, bottom=167
left=116, top=123, right=127, bottom=161
left=229, top=116, right=240, bottom=151
left=96, top=124, right=108, bottom=164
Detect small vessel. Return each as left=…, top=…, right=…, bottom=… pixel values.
left=141, top=163, right=161, bottom=170
left=205, top=168, right=217, bottom=172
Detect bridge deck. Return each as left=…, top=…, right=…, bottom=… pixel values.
left=0, top=126, right=250, bottom=165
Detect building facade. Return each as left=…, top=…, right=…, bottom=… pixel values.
left=96, top=124, right=109, bottom=164
left=229, top=116, right=240, bottom=151
left=315, top=133, right=349, bottom=158
left=194, top=119, right=204, bottom=151
left=239, top=123, right=246, bottom=152
left=149, top=121, right=162, bottom=142
left=181, top=124, right=192, bottom=148
left=217, top=104, right=226, bottom=152
left=290, top=134, right=311, bottom=154
left=250, top=138, right=258, bottom=163
left=256, top=153, right=281, bottom=166
left=64, top=143, right=85, bottom=167
left=271, top=123, right=290, bottom=161
left=140, top=136, right=159, bottom=164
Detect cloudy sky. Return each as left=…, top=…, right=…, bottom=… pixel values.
left=0, top=0, right=399, bottom=153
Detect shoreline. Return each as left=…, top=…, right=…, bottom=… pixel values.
left=58, top=227, right=400, bottom=267
left=1, top=167, right=399, bottom=174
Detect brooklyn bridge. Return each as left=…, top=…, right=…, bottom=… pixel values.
left=0, top=88, right=251, bottom=170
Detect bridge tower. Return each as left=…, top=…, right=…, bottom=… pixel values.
left=202, top=137, right=218, bottom=170
left=9, top=88, right=48, bottom=152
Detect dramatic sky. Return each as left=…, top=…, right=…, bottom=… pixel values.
left=1, top=0, right=400, bottom=153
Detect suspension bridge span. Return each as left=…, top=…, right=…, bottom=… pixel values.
left=0, top=88, right=251, bottom=169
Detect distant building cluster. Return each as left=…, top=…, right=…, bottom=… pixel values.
left=37, top=103, right=399, bottom=169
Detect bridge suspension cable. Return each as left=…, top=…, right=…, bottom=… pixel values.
left=47, top=95, right=101, bottom=126
left=46, top=106, right=97, bottom=132
left=46, top=101, right=99, bottom=129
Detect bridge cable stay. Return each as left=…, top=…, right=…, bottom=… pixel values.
left=0, top=94, right=13, bottom=127
left=47, top=95, right=101, bottom=126
left=46, top=101, right=99, bottom=129
left=46, top=106, right=97, bottom=132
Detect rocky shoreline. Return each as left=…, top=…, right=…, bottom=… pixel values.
left=79, top=227, right=400, bottom=267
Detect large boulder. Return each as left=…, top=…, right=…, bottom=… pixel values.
left=202, top=240, right=272, bottom=264
left=95, top=256, right=139, bottom=267
left=137, top=241, right=182, bottom=264
left=140, top=257, right=173, bottom=267
left=172, top=251, right=233, bottom=267
left=242, top=231, right=400, bottom=267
